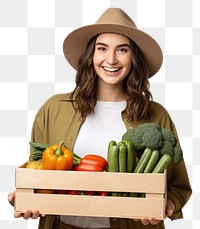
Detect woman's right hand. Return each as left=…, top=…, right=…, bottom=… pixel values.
left=8, top=192, right=45, bottom=219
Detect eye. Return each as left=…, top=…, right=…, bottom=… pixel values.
left=95, top=44, right=107, bottom=52
left=97, top=46, right=107, bottom=52
left=117, top=47, right=128, bottom=53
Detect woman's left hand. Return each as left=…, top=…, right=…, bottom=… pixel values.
left=133, top=198, right=175, bottom=226
left=165, top=199, right=175, bottom=217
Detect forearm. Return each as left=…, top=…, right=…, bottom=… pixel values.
left=167, top=159, right=192, bottom=220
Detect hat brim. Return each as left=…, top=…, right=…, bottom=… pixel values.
left=63, top=24, right=163, bottom=78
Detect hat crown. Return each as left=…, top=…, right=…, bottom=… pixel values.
left=96, top=8, right=137, bottom=28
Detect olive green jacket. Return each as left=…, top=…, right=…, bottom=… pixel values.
left=31, top=93, right=192, bottom=229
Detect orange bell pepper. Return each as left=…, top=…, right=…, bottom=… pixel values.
left=42, top=141, right=73, bottom=170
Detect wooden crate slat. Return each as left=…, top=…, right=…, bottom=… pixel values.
left=15, top=192, right=165, bottom=219
left=16, top=167, right=166, bottom=193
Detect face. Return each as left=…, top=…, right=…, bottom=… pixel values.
left=93, top=33, right=132, bottom=87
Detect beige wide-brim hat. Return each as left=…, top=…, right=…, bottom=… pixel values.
left=63, top=8, right=163, bottom=78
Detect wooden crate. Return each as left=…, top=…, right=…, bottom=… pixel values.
left=15, top=163, right=167, bottom=219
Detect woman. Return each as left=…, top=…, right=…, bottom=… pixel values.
left=8, top=8, right=191, bottom=229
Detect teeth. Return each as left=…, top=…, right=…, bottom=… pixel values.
left=103, top=67, right=120, bottom=72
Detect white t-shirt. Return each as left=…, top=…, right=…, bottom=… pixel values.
left=60, top=101, right=127, bottom=228
left=74, top=100, right=127, bottom=159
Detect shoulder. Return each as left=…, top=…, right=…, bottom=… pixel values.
left=147, top=101, right=174, bottom=130
left=149, top=101, right=169, bottom=116
left=34, top=92, right=75, bottom=120
left=43, top=92, right=73, bottom=105
left=31, top=92, right=76, bottom=144
left=32, top=92, right=76, bottom=130
left=38, top=92, right=74, bottom=109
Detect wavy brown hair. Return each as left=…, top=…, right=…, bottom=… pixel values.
left=71, top=35, right=153, bottom=122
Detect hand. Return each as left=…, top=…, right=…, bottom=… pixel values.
left=14, top=209, right=42, bottom=220
left=133, top=217, right=161, bottom=226
left=165, top=199, right=175, bottom=217
left=8, top=192, right=15, bottom=207
left=132, top=199, right=175, bottom=226
left=7, top=192, right=46, bottom=219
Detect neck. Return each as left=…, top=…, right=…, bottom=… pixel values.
left=97, top=83, right=126, bottom=102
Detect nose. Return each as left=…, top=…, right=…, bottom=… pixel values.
left=106, top=51, right=118, bottom=65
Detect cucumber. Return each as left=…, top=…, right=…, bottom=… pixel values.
left=143, top=150, right=159, bottom=173
left=118, top=143, right=127, bottom=196
left=107, top=144, right=119, bottom=172
left=134, top=148, right=152, bottom=173
left=117, top=141, right=125, bottom=147
left=107, top=143, right=119, bottom=196
left=123, top=141, right=136, bottom=173
left=152, top=154, right=171, bottom=173
left=107, top=140, right=117, bottom=163
left=118, top=143, right=127, bottom=173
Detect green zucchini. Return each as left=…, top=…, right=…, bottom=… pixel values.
left=134, top=148, right=152, bottom=173
left=107, top=140, right=117, bottom=163
left=118, top=143, right=127, bottom=173
left=107, top=143, right=119, bottom=196
left=117, top=141, right=124, bottom=147
left=108, top=144, right=119, bottom=172
left=123, top=140, right=136, bottom=173
left=143, top=150, right=159, bottom=173
left=152, top=154, right=171, bottom=173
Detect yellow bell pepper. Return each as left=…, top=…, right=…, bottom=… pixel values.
left=42, top=141, right=73, bottom=170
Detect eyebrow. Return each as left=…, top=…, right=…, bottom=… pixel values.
left=95, top=42, right=131, bottom=48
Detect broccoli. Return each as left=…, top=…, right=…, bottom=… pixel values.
left=161, top=128, right=176, bottom=146
left=160, top=128, right=182, bottom=162
left=122, top=123, right=163, bottom=150
left=173, top=145, right=183, bottom=165
left=140, top=124, right=163, bottom=150
left=122, top=127, right=144, bottom=150
left=159, top=140, right=174, bottom=157
left=122, top=122, right=183, bottom=165
left=121, top=127, right=139, bottom=149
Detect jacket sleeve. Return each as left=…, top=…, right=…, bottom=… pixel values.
left=166, top=121, right=192, bottom=220
left=30, top=94, right=56, bottom=153
left=28, top=113, right=44, bottom=159
left=145, top=102, right=192, bottom=220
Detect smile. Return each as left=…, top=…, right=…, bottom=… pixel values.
left=102, top=67, right=121, bottom=72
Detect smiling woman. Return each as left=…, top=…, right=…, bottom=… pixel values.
left=8, top=7, right=191, bottom=229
